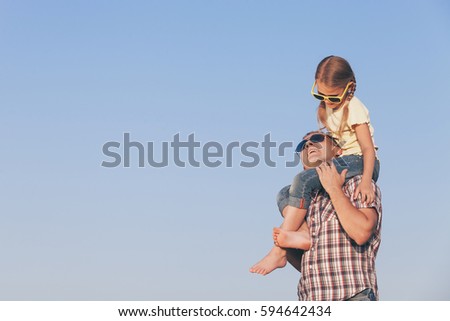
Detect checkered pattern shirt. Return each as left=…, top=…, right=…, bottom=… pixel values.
left=298, top=176, right=382, bottom=301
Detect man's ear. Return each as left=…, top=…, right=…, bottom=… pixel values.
left=334, top=147, right=343, bottom=157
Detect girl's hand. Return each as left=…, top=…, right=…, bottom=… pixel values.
left=354, top=179, right=375, bottom=203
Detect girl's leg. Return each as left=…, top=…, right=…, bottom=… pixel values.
left=250, top=187, right=291, bottom=275
left=249, top=243, right=287, bottom=275
left=288, top=168, right=323, bottom=210
left=333, top=155, right=362, bottom=179
left=274, top=221, right=311, bottom=250
left=276, top=168, right=324, bottom=240
left=275, top=186, right=311, bottom=249
left=276, top=185, right=291, bottom=216
left=333, top=155, right=380, bottom=182
left=250, top=185, right=310, bottom=276
left=250, top=214, right=311, bottom=275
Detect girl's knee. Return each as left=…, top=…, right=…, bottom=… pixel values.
left=289, top=169, right=320, bottom=197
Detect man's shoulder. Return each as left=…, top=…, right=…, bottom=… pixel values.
left=344, top=175, right=379, bottom=191
left=345, top=175, right=364, bottom=188
left=312, top=175, right=381, bottom=206
left=343, top=175, right=382, bottom=210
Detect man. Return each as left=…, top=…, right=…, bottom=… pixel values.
left=275, top=131, right=382, bottom=301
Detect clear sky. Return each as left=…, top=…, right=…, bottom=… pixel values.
left=1, top=0, right=449, bottom=300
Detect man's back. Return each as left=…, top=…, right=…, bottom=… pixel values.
left=298, top=175, right=382, bottom=301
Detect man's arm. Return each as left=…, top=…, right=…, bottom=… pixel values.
left=316, top=162, right=378, bottom=245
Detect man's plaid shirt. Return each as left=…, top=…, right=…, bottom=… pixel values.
left=298, top=175, right=382, bottom=301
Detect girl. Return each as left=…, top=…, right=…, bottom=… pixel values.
left=250, top=55, right=379, bottom=276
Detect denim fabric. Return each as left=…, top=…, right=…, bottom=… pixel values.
left=279, top=156, right=380, bottom=212
left=346, top=288, right=377, bottom=301
left=276, top=185, right=291, bottom=215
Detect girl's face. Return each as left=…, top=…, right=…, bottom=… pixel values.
left=316, top=80, right=347, bottom=109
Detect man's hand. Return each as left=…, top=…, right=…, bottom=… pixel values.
left=316, top=161, right=379, bottom=246
left=316, top=161, right=348, bottom=194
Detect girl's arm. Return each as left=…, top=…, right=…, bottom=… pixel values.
left=353, top=123, right=376, bottom=203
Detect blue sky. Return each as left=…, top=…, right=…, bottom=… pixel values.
left=1, top=0, right=449, bottom=300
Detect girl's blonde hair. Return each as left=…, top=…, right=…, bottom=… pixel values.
left=315, top=56, right=356, bottom=139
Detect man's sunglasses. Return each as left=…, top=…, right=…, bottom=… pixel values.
left=295, top=133, right=337, bottom=155
left=311, top=81, right=353, bottom=104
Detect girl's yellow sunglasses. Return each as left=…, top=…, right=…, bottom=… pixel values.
left=311, top=81, right=353, bottom=103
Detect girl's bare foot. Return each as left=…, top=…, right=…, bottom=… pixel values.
left=249, top=246, right=287, bottom=275
left=273, top=227, right=311, bottom=250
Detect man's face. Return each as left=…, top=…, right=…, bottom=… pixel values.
left=300, top=133, right=339, bottom=168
